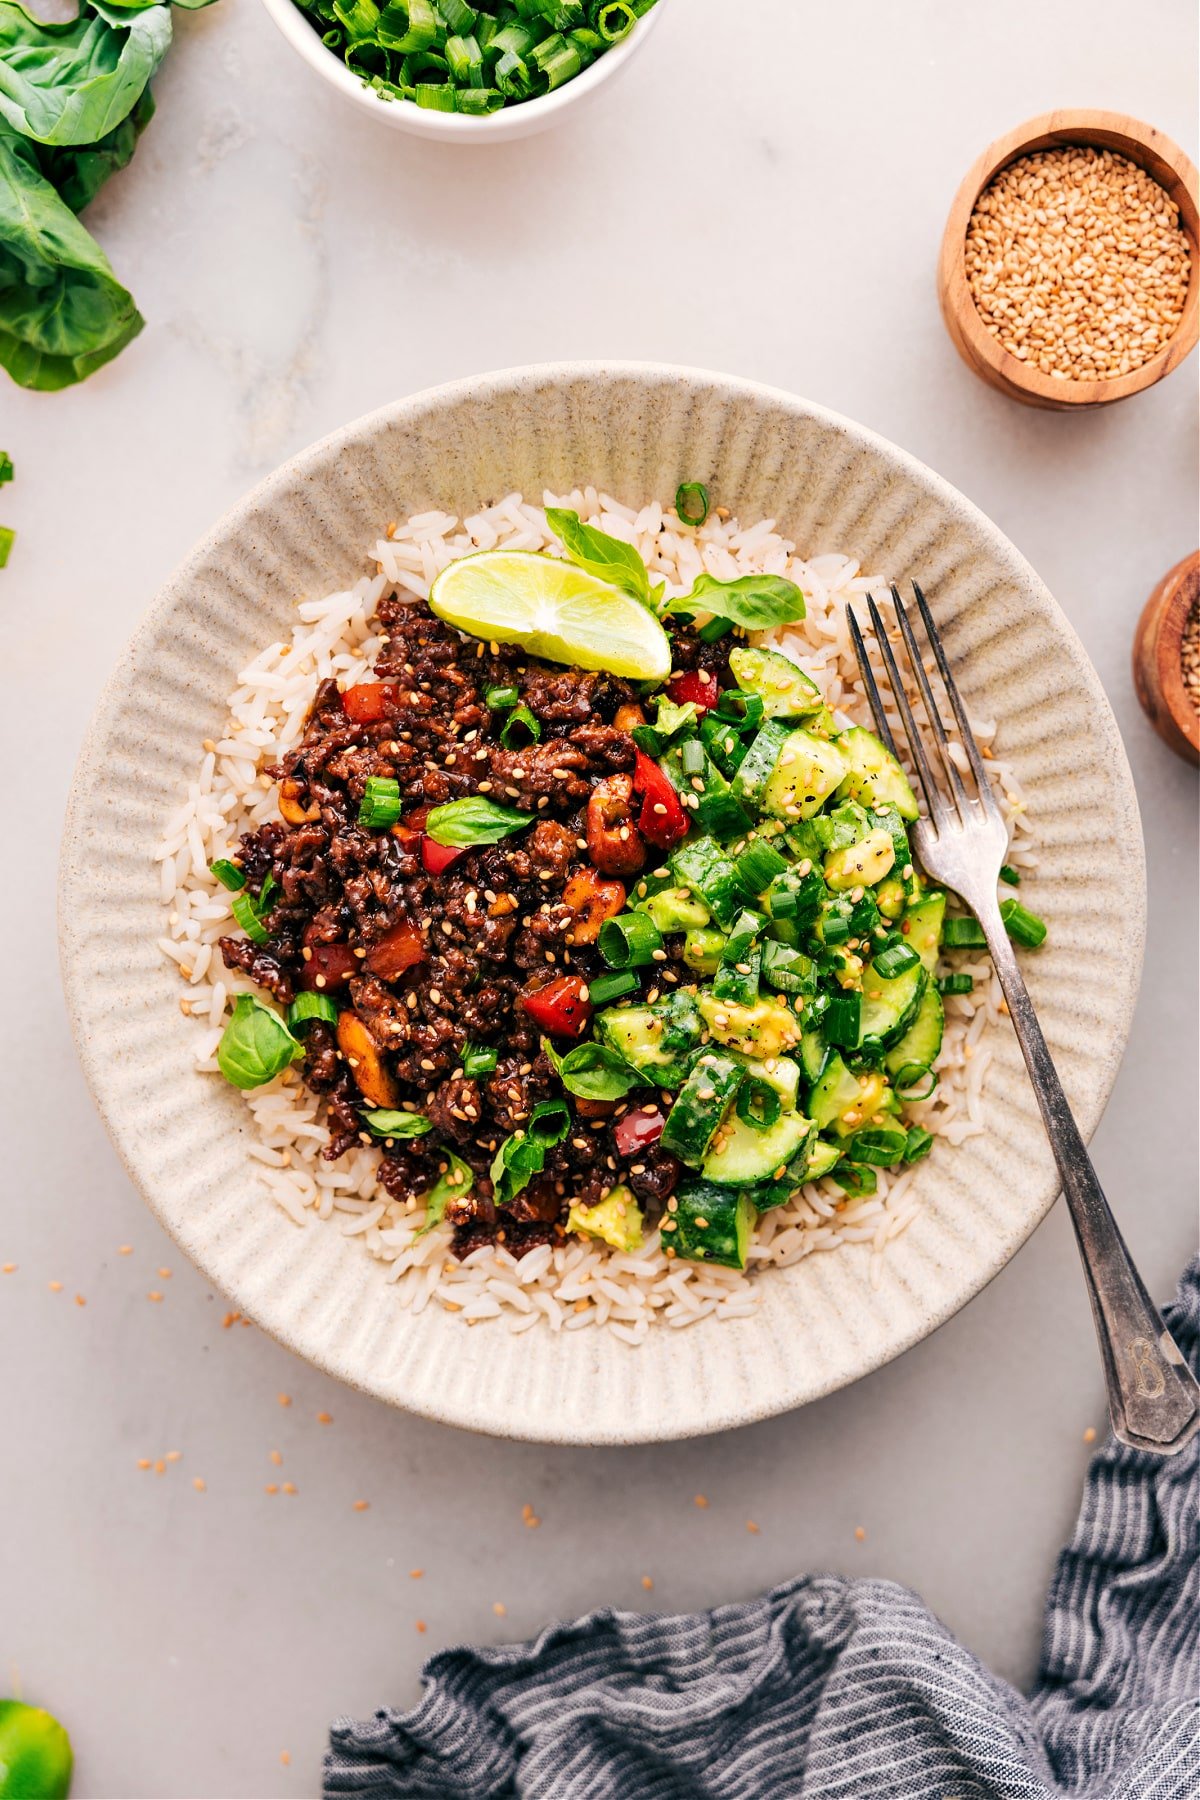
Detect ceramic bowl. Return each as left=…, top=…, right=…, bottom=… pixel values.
left=59, top=362, right=1145, bottom=1444
left=257, top=0, right=667, bottom=143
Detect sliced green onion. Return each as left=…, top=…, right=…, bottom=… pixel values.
left=231, top=890, right=270, bottom=945
left=438, top=0, right=476, bottom=31
left=589, top=969, right=641, bottom=1006
left=402, top=49, right=449, bottom=83
left=210, top=858, right=246, bottom=891
left=445, top=32, right=484, bottom=82
left=872, top=940, right=920, bottom=980
left=485, top=684, right=519, bottom=710
left=499, top=703, right=542, bottom=749
left=942, top=916, right=988, bottom=949
left=287, top=992, right=339, bottom=1031
left=937, top=973, right=974, bottom=996
left=820, top=909, right=851, bottom=946
left=0, top=527, right=13, bottom=570
left=675, top=482, right=709, bottom=527
left=903, top=1126, right=935, bottom=1163
left=894, top=1066, right=939, bottom=1102
left=528, top=1097, right=571, bottom=1144
left=697, top=616, right=733, bottom=643
left=490, top=20, right=538, bottom=55
left=761, top=940, right=815, bottom=995
left=1000, top=864, right=1022, bottom=886
left=359, top=776, right=402, bottom=829
left=596, top=0, right=635, bottom=39
left=376, top=0, right=438, bottom=49
left=680, top=736, right=706, bottom=777
left=567, top=24, right=602, bottom=61
left=735, top=839, right=789, bottom=895
left=415, top=82, right=458, bottom=107
left=530, top=30, right=581, bottom=86
left=848, top=1126, right=909, bottom=1166
left=455, top=84, right=504, bottom=110
left=736, top=1078, right=782, bottom=1132
left=0, top=452, right=12, bottom=485
left=823, top=991, right=861, bottom=1049
left=598, top=910, right=664, bottom=969
left=834, top=1162, right=877, bottom=1197
left=462, top=1041, right=499, bottom=1079
left=1001, top=899, right=1047, bottom=948
left=494, top=47, right=540, bottom=94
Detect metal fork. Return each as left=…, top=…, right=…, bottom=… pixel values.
left=849, top=583, right=1199, bottom=1456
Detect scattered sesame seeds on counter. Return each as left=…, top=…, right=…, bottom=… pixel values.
left=964, top=146, right=1191, bottom=380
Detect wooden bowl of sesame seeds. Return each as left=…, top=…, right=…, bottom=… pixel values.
left=938, top=110, right=1199, bottom=409
left=1133, top=550, right=1200, bottom=765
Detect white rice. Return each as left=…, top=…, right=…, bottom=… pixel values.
left=156, top=488, right=1033, bottom=1342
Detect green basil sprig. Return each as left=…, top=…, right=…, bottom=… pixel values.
left=425, top=796, right=532, bottom=847
left=490, top=1099, right=570, bottom=1207
left=542, top=1037, right=650, bottom=1103
left=361, top=1109, right=433, bottom=1140
left=667, top=572, right=807, bottom=632
left=415, top=1150, right=474, bottom=1239
left=545, top=507, right=654, bottom=609
left=217, top=995, right=303, bottom=1091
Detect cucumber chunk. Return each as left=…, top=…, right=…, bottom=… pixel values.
left=702, top=1109, right=814, bottom=1186
left=835, top=726, right=919, bottom=821
left=638, top=885, right=711, bottom=933
left=799, top=1027, right=827, bottom=1087
left=730, top=1054, right=801, bottom=1111
left=884, top=985, right=944, bottom=1081
left=667, top=1180, right=757, bottom=1268
left=594, top=989, right=703, bottom=1089
left=803, top=1137, right=842, bottom=1181
left=860, top=960, right=927, bottom=1046
left=728, top=645, right=822, bottom=718
left=808, top=1056, right=893, bottom=1134
left=660, top=1052, right=743, bottom=1167
left=566, top=1185, right=644, bottom=1252
left=731, top=720, right=792, bottom=804
left=902, top=892, right=946, bottom=973
left=761, top=729, right=849, bottom=822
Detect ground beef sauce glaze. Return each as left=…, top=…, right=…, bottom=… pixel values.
left=220, top=598, right=730, bottom=1260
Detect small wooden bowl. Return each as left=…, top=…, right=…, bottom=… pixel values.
left=1133, top=551, right=1199, bottom=765
left=939, top=110, right=1199, bottom=409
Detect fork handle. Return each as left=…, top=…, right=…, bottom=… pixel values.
left=976, top=898, right=1199, bottom=1455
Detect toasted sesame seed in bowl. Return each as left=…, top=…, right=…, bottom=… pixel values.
left=939, top=110, right=1199, bottom=409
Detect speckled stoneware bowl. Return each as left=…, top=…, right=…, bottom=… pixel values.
left=59, top=362, right=1144, bottom=1444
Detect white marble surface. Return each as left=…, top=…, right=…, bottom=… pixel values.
left=1, top=2, right=1197, bottom=1794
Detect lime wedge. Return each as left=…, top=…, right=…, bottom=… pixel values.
left=429, top=550, right=671, bottom=682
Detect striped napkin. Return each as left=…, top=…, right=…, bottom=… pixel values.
left=326, top=1261, right=1198, bottom=1798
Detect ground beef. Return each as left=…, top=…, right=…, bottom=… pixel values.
left=219, top=597, right=716, bottom=1258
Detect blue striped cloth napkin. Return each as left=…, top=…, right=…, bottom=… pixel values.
left=326, top=1261, right=1198, bottom=1798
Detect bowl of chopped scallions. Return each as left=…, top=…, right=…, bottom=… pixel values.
left=259, top=0, right=665, bottom=140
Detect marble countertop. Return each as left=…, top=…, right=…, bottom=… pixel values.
left=1, top=1, right=1196, bottom=1793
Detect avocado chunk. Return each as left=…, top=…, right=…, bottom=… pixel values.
left=567, top=1185, right=644, bottom=1252
left=639, top=885, right=711, bottom=933
left=823, top=827, right=897, bottom=892
left=760, top=728, right=849, bottom=821
left=835, top=726, right=919, bottom=821
left=698, top=989, right=803, bottom=1059
left=729, top=645, right=822, bottom=718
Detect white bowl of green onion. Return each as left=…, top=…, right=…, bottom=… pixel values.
left=259, top=0, right=665, bottom=141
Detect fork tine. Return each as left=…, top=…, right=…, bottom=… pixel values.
left=890, top=585, right=972, bottom=820
left=863, top=592, right=948, bottom=829
left=846, top=607, right=905, bottom=763
left=911, top=582, right=1006, bottom=825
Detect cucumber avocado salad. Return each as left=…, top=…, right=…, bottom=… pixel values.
left=576, top=640, right=1042, bottom=1273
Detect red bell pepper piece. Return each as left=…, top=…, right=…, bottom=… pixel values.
left=421, top=837, right=466, bottom=875
left=297, top=942, right=359, bottom=991
left=666, top=669, right=721, bottom=713
left=343, top=681, right=402, bottom=724
left=518, top=975, right=593, bottom=1039
left=632, top=750, right=689, bottom=850
left=613, top=1106, right=665, bottom=1158
left=363, top=918, right=426, bottom=979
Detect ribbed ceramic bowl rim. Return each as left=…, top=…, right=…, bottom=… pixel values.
left=58, top=361, right=1145, bottom=1443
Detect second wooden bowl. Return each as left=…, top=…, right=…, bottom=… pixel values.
left=1133, top=551, right=1199, bottom=766
left=939, top=110, right=1199, bottom=410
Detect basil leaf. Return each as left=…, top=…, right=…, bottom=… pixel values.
left=542, top=1037, right=649, bottom=1102
left=545, top=507, right=651, bottom=608
left=34, top=86, right=154, bottom=213
left=216, top=995, right=303, bottom=1091
left=0, top=2, right=173, bottom=148
left=668, top=573, right=806, bottom=631
left=361, top=1109, right=433, bottom=1139
left=425, top=796, right=531, bottom=847
left=415, top=1150, right=474, bottom=1239
left=0, top=119, right=143, bottom=391
left=490, top=1099, right=571, bottom=1207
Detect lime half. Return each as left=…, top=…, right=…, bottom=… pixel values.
left=429, top=550, right=671, bottom=682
